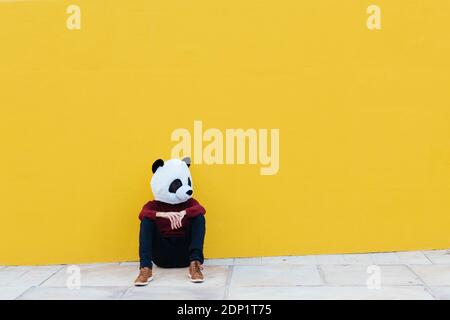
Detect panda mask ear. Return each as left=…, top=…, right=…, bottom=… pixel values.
left=182, top=157, right=191, bottom=168
left=152, top=159, right=164, bottom=174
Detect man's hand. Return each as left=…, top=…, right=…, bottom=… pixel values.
left=156, top=211, right=186, bottom=230
left=178, top=210, right=186, bottom=220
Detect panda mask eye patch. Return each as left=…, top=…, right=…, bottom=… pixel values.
left=169, top=179, right=182, bottom=193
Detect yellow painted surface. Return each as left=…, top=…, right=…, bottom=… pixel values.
left=1, top=0, right=450, bottom=265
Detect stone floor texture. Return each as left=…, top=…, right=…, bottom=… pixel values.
left=1, top=249, right=450, bottom=300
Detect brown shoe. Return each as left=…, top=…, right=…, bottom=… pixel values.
left=134, top=267, right=153, bottom=286
left=188, top=261, right=204, bottom=283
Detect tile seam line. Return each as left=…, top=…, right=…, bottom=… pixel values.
left=223, top=264, right=234, bottom=300
left=37, top=265, right=65, bottom=287
left=118, top=286, right=133, bottom=299
left=421, top=251, right=435, bottom=265
left=315, top=264, right=328, bottom=286
left=14, top=286, right=35, bottom=300
left=405, top=264, right=438, bottom=300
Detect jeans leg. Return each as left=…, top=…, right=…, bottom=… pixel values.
left=139, top=218, right=155, bottom=269
left=188, top=215, right=206, bottom=264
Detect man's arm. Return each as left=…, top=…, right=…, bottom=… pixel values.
left=138, top=201, right=158, bottom=220
left=184, top=198, right=206, bottom=218
left=139, top=202, right=184, bottom=229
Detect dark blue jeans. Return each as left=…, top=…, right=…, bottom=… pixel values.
left=139, top=215, right=206, bottom=268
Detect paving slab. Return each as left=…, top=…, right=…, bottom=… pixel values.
left=0, top=287, right=31, bottom=300
left=204, top=259, right=234, bottom=266
left=1, top=268, right=62, bottom=287
left=410, top=265, right=450, bottom=286
left=316, top=254, right=346, bottom=265
left=370, top=252, right=402, bottom=264
left=396, top=251, right=432, bottom=265
left=233, top=257, right=262, bottom=265
left=119, top=262, right=140, bottom=267
left=122, top=285, right=225, bottom=300
left=227, top=285, right=434, bottom=300
left=0, top=270, right=27, bottom=286
left=3, top=265, right=63, bottom=272
left=231, top=265, right=322, bottom=287
left=423, top=250, right=450, bottom=265
left=17, top=286, right=128, bottom=300
left=261, top=255, right=317, bottom=264
left=41, top=263, right=135, bottom=287
left=342, top=254, right=374, bottom=265
left=429, top=287, right=450, bottom=300
left=320, top=265, right=422, bottom=286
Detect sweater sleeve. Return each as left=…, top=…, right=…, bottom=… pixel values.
left=138, top=201, right=158, bottom=220
left=185, top=198, right=206, bottom=218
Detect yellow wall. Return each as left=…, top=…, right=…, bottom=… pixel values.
left=1, top=0, right=450, bottom=265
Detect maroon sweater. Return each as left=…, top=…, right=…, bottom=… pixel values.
left=138, top=198, right=206, bottom=237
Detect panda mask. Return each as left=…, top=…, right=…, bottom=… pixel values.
left=150, top=157, right=193, bottom=205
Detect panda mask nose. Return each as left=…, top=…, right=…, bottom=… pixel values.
left=174, top=184, right=193, bottom=202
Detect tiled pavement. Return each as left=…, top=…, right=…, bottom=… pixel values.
left=1, top=250, right=450, bottom=300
